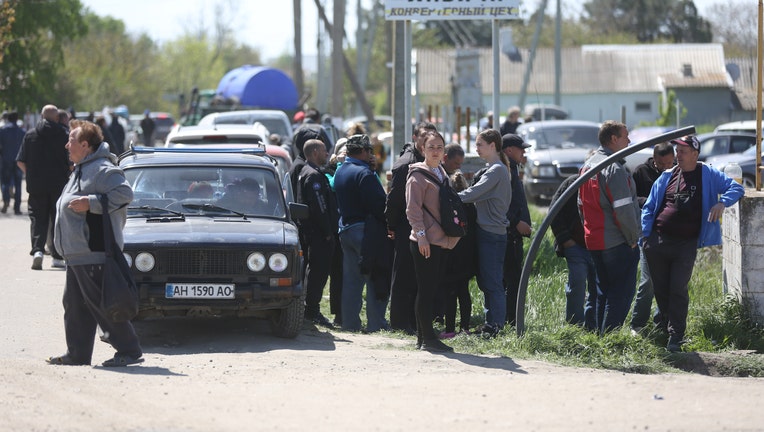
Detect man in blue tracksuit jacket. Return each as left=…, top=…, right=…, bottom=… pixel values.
left=641, top=135, right=744, bottom=352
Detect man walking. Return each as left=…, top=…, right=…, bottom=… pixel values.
left=0, top=112, right=25, bottom=215
left=297, top=139, right=338, bottom=328
left=16, top=105, right=70, bottom=269
left=578, top=121, right=641, bottom=333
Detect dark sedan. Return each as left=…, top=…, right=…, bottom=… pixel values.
left=119, top=147, right=308, bottom=338
left=517, top=120, right=601, bottom=204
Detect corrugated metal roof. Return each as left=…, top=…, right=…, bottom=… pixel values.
left=416, top=44, right=730, bottom=95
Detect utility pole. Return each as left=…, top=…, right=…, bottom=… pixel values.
left=293, top=0, right=304, bottom=101
left=332, top=0, right=346, bottom=118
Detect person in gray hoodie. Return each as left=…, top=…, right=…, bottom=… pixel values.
left=47, top=120, right=142, bottom=367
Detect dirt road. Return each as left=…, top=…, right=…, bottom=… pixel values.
left=1, top=211, right=762, bottom=431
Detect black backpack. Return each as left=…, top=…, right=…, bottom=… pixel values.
left=410, top=168, right=468, bottom=238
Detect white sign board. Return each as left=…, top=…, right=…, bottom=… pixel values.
left=384, top=0, right=521, bottom=21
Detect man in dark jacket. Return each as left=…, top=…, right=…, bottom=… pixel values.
left=0, top=111, right=26, bottom=215
left=500, top=134, right=533, bottom=326
left=16, top=105, right=70, bottom=270
left=383, top=121, right=436, bottom=333
left=334, top=134, right=389, bottom=332
left=108, top=113, right=126, bottom=154
left=629, top=142, right=675, bottom=334
left=297, top=139, right=338, bottom=328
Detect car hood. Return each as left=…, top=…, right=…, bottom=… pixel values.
left=527, top=147, right=594, bottom=165
left=124, top=217, right=297, bottom=246
left=706, top=152, right=759, bottom=168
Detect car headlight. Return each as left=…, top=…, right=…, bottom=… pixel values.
left=247, top=252, right=267, bottom=272
left=268, top=253, right=288, bottom=272
left=134, top=252, right=155, bottom=272
left=123, top=253, right=133, bottom=268
left=530, top=165, right=556, bottom=178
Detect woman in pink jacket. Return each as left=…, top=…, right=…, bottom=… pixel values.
left=406, top=131, right=461, bottom=352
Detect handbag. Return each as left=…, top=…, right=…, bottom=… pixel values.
left=99, top=194, right=139, bottom=323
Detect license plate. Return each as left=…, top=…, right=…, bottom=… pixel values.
left=165, top=283, right=235, bottom=299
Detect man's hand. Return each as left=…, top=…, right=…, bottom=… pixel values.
left=708, top=202, right=725, bottom=222
left=387, top=229, right=395, bottom=240
left=68, top=196, right=90, bottom=213
left=516, top=221, right=532, bottom=237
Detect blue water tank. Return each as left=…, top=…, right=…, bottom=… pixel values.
left=215, top=65, right=299, bottom=111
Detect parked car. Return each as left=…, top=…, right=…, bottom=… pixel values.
left=624, top=131, right=757, bottom=173
left=714, top=120, right=761, bottom=135
left=164, top=124, right=292, bottom=178
left=517, top=120, right=601, bottom=204
left=706, top=145, right=763, bottom=188
left=197, top=109, right=292, bottom=145
left=119, top=147, right=309, bottom=338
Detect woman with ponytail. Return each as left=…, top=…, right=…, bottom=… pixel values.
left=457, top=129, right=511, bottom=336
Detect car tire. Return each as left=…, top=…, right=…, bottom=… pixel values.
left=742, top=175, right=756, bottom=189
left=270, top=295, right=305, bottom=338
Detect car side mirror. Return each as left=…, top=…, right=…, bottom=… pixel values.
left=288, top=202, right=310, bottom=220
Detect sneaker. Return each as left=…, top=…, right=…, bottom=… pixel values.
left=0, top=202, right=7, bottom=213
left=419, top=338, right=453, bottom=353
left=306, top=313, right=335, bottom=329
left=439, top=331, right=457, bottom=339
left=31, top=251, right=43, bottom=270
left=630, top=326, right=644, bottom=337
left=667, top=335, right=684, bottom=353
left=51, top=258, right=66, bottom=269
left=476, top=323, right=500, bottom=339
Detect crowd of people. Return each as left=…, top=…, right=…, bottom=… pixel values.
left=290, top=111, right=744, bottom=354
left=5, top=102, right=746, bottom=360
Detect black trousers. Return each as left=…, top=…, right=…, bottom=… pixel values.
left=409, top=241, right=448, bottom=342
left=643, top=232, right=697, bottom=340
left=503, top=234, right=524, bottom=326
left=389, top=224, right=418, bottom=331
left=63, top=264, right=142, bottom=363
left=303, top=233, right=335, bottom=318
left=28, top=192, right=63, bottom=259
left=444, top=275, right=472, bottom=333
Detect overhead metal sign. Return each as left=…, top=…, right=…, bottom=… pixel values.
left=384, top=0, right=521, bottom=21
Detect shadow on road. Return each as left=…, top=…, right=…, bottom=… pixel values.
left=133, top=317, right=336, bottom=356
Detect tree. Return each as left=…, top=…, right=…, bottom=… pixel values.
left=706, top=1, right=757, bottom=57
left=0, top=0, right=87, bottom=111
left=581, top=0, right=711, bottom=43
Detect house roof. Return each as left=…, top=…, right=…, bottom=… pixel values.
left=416, top=44, right=731, bottom=96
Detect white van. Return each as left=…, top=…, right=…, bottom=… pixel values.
left=714, top=120, right=761, bottom=134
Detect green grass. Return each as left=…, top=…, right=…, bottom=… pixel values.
left=320, top=205, right=764, bottom=375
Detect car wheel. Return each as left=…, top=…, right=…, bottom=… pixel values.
left=269, top=295, right=304, bottom=338
left=742, top=175, right=756, bottom=189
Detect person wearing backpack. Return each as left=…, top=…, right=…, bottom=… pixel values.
left=406, top=131, right=461, bottom=352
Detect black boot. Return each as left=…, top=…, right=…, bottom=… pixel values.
left=420, top=338, right=453, bottom=353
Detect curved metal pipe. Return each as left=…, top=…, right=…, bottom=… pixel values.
left=515, top=125, right=697, bottom=336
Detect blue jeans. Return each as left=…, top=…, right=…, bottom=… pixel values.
left=590, top=243, right=639, bottom=334
left=630, top=246, right=660, bottom=329
left=339, top=223, right=389, bottom=332
left=563, top=244, right=598, bottom=331
left=476, top=227, right=507, bottom=326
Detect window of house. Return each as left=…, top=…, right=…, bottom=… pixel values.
left=635, top=102, right=651, bottom=112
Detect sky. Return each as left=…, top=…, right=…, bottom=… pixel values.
left=80, top=0, right=721, bottom=62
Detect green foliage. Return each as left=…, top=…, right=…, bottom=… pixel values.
left=655, top=90, right=687, bottom=127
left=0, top=0, right=87, bottom=111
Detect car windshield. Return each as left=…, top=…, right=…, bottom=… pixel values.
left=522, top=126, right=600, bottom=150
left=124, top=165, right=286, bottom=218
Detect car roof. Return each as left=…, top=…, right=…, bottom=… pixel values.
left=516, top=119, right=600, bottom=131
left=119, top=147, right=278, bottom=171
left=165, top=124, right=269, bottom=143
left=715, top=120, right=760, bottom=133
left=199, top=109, right=289, bottom=123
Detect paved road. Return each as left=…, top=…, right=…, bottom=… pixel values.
left=1, top=209, right=762, bottom=431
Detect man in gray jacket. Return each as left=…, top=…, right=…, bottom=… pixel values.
left=47, top=120, right=142, bottom=367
